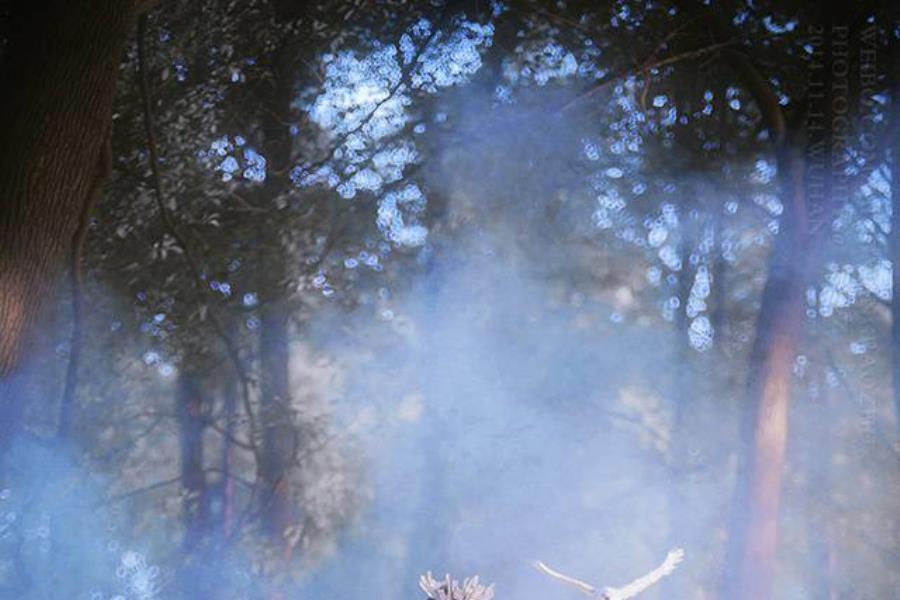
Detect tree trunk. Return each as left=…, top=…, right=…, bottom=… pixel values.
left=178, top=370, right=209, bottom=549
left=221, top=371, right=238, bottom=539
left=58, top=135, right=112, bottom=441
left=710, top=208, right=727, bottom=337
left=675, top=235, right=693, bottom=346
left=891, top=7, right=900, bottom=439
left=259, top=308, right=297, bottom=546
left=0, top=1, right=132, bottom=379
left=721, top=15, right=836, bottom=597
left=727, top=189, right=807, bottom=598
left=253, top=18, right=303, bottom=552
left=709, top=29, right=799, bottom=600
left=710, top=83, right=729, bottom=338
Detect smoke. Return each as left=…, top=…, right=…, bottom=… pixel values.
left=1, top=14, right=897, bottom=600
left=0, top=436, right=164, bottom=599
left=292, top=86, right=740, bottom=600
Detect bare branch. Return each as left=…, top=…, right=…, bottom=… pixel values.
left=108, top=475, right=182, bottom=502
left=301, top=25, right=441, bottom=175
left=559, top=40, right=737, bottom=114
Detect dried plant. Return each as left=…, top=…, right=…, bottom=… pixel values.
left=419, top=572, right=496, bottom=600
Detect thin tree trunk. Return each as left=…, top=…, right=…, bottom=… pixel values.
left=58, top=134, right=112, bottom=441
left=893, top=163, right=900, bottom=433
left=221, top=372, right=238, bottom=539
left=890, top=7, right=900, bottom=438
left=710, top=208, right=727, bottom=338
left=259, top=308, right=297, bottom=546
left=253, top=18, right=302, bottom=553
left=710, top=84, right=729, bottom=339
left=675, top=235, right=693, bottom=345
left=0, top=1, right=132, bottom=380
left=178, top=370, right=209, bottom=549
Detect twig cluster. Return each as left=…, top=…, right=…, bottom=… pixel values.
left=419, top=572, right=495, bottom=600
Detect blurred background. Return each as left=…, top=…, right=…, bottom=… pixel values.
left=0, top=1, right=897, bottom=598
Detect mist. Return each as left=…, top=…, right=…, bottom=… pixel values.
left=0, top=2, right=897, bottom=599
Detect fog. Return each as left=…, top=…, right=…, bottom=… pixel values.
left=0, top=3, right=897, bottom=599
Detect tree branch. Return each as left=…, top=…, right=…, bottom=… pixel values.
left=559, top=40, right=737, bottom=114
left=136, top=15, right=260, bottom=463
left=301, top=17, right=444, bottom=174
left=58, top=129, right=112, bottom=440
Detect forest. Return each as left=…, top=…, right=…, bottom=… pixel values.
left=0, top=0, right=897, bottom=598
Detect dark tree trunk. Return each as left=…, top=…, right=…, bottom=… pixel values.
left=220, top=371, right=238, bottom=539
left=252, top=13, right=303, bottom=552
left=891, top=6, right=900, bottom=440
left=58, top=136, right=112, bottom=441
left=675, top=235, right=693, bottom=345
left=0, top=0, right=132, bottom=378
left=710, top=208, right=727, bottom=337
left=893, top=166, right=900, bottom=435
left=710, top=84, right=729, bottom=338
left=258, top=308, right=297, bottom=546
left=178, top=370, right=209, bottom=549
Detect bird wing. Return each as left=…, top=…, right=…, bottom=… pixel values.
left=533, top=560, right=597, bottom=596
left=607, top=548, right=685, bottom=599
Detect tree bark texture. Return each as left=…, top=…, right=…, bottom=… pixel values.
left=0, top=1, right=134, bottom=453
left=0, top=0, right=133, bottom=378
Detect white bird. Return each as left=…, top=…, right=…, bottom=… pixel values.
left=534, top=548, right=685, bottom=600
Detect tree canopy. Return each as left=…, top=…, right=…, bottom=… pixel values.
left=0, top=1, right=896, bottom=599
